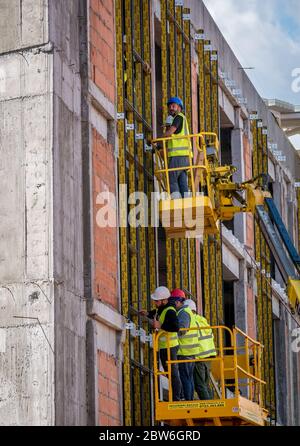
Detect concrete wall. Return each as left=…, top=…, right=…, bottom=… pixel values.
left=49, top=0, right=86, bottom=425
left=86, top=0, right=123, bottom=426
left=0, top=0, right=87, bottom=425
left=0, top=0, right=54, bottom=425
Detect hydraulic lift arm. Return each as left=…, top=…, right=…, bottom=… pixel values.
left=256, top=199, right=300, bottom=317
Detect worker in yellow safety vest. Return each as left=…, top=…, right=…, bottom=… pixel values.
left=171, top=289, right=199, bottom=401
left=139, top=286, right=182, bottom=401
left=163, top=97, right=193, bottom=198
left=185, top=299, right=217, bottom=400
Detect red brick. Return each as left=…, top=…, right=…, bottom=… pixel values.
left=94, top=67, right=107, bottom=94
left=99, top=412, right=109, bottom=426
left=109, top=417, right=121, bottom=426
left=90, top=27, right=99, bottom=48
left=100, top=4, right=114, bottom=31
left=99, top=375, right=109, bottom=396
left=102, top=0, right=114, bottom=15
left=102, top=397, right=119, bottom=418
left=101, top=38, right=110, bottom=61
left=96, top=19, right=107, bottom=40
left=108, top=380, right=119, bottom=401
left=106, top=83, right=115, bottom=102
left=103, top=27, right=114, bottom=49
left=98, top=351, right=112, bottom=377
left=90, top=0, right=100, bottom=13
left=90, top=9, right=100, bottom=30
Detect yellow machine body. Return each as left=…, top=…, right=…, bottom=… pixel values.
left=153, top=326, right=268, bottom=426
left=153, top=133, right=270, bottom=239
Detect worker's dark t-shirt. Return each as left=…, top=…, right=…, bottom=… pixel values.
left=172, top=115, right=183, bottom=134
left=148, top=303, right=179, bottom=332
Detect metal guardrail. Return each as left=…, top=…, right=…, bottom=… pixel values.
left=153, top=325, right=266, bottom=410
left=152, top=132, right=219, bottom=197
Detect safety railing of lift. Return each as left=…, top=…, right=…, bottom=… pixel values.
left=151, top=132, right=219, bottom=198
left=153, top=325, right=266, bottom=410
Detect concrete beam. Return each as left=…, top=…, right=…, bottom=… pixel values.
left=88, top=299, right=125, bottom=332
left=222, top=244, right=239, bottom=280
left=88, top=80, right=115, bottom=121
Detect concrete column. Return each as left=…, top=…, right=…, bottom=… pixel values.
left=233, top=259, right=248, bottom=397
left=232, top=108, right=246, bottom=244
left=0, top=0, right=54, bottom=426
left=234, top=260, right=247, bottom=335
left=0, top=0, right=87, bottom=425
left=273, top=312, right=289, bottom=426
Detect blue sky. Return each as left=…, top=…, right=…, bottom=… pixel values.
left=203, top=0, right=300, bottom=148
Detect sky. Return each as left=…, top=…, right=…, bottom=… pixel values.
left=203, top=0, right=300, bottom=149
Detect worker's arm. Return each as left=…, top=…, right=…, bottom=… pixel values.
left=139, top=308, right=156, bottom=319
left=139, top=308, right=161, bottom=329
left=164, top=125, right=177, bottom=138
left=177, top=310, right=191, bottom=337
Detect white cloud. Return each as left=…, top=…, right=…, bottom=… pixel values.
left=203, top=0, right=300, bottom=150
left=203, top=0, right=300, bottom=104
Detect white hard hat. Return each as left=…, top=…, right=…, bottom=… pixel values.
left=151, top=286, right=170, bottom=301
left=185, top=299, right=197, bottom=312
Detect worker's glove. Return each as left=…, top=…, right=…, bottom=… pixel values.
left=152, top=319, right=161, bottom=329
left=151, top=143, right=161, bottom=153
left=163, top=115, right=173, bottom=127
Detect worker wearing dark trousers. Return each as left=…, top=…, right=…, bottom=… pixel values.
left=164, top=97, right=192, bottom=198
left=140, top=286, right=182, bottom=401
left=185, top=299, right=217, bottom=400
left=171, top=289, right=199, bottom=401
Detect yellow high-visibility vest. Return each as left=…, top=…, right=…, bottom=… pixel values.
left=177, top=307, right=199, bottom=356
left=158, top=306, right=179, bottom=350
left=167, top=112, right=192, bottom=158
left=195, top=314, right=217, bottom=359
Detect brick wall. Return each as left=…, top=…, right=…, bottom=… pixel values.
left=247, top=287, right=256, bottom=339
left=90, top=0, right=115, bottom=103
left=93, top=127, right=118, bottom=308
left=98, top=350, right=121, bottom=425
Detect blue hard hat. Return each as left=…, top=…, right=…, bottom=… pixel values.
left=167, top=96, right=183, bottom=109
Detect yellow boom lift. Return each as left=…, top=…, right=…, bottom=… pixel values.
left=151, top=132, right=300, bottom=426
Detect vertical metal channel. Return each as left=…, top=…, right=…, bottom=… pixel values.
left=117, top=0, right=154, bottom=425
left=183, top=8, right=194, bottom=294
left=252, top=117, right=276, bottom=422
left=211, top=49, right=224, bottom=325
left=116, top=0, right=131, bottom=426
left=161, top=0, right=173, bottom=291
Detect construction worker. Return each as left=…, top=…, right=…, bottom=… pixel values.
left=170, top=289, right=199, bottom=401
left=164, top=97, right=192, bottom=198
left=139, top=286, right=182, bottom=401
left=185, top=299, right=217, bottom=400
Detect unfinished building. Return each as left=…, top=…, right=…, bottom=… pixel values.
left=0, top=0, right=299, bottom=426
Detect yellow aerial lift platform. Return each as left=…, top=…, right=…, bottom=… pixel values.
left=152, top=133, right=267, bottom=239
left=152, top=133, right=300, bottom=317
left=153, top=326, right=268, bottom=427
